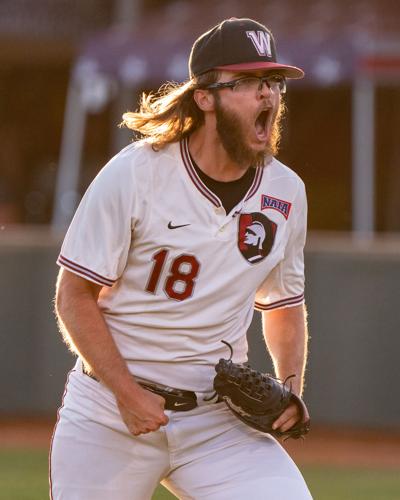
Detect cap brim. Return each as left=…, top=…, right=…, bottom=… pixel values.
left=215, top=62, right=304, bottom=79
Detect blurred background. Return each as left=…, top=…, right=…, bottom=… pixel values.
left=0, top=1, right=399, bottom=498
left=0, top=0, right=400, bottom=232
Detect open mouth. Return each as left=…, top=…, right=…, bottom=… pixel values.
left=255, top=110, right=270, bottom=141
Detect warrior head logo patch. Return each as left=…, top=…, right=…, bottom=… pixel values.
left=238, top=213, right=277, bottom=264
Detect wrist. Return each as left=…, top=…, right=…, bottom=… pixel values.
left=94, top=365, right=143, bottom=404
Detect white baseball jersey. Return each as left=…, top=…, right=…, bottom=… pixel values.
left=57, top=137, right=307, bottom=391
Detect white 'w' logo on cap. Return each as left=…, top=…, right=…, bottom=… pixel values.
left=246, top=31, right=272, bottom=57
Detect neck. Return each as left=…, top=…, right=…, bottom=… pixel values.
left=188, top=126, right=250, bottom=182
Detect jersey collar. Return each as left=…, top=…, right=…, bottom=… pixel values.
left=180, top=137, right=264, bottom=208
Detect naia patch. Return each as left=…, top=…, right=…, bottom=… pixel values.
left=238, top=212, right=277, bottom=264
left=261, top=195, right=292, bottom=219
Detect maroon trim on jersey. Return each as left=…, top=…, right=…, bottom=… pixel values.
left=49, top=368, right=75, bottom=499
left=254, top=292, right=304, bottom=311
left=244, top=164, right=264, bottom=201
left=57, top=254, right=115, bottom=287
left=180, top=137, right=264, bottom=207
left=180, top=138, right=221, bottom=207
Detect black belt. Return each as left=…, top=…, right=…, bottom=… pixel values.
left=82, top=365, right=218, bottom=411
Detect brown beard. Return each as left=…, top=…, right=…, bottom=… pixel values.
left=214, top=94, right=284, bottom=168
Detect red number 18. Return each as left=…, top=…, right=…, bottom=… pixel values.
left=145, top=249, right=200, bottom=301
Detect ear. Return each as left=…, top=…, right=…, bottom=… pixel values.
left=193, top=89, right=215, bottom=112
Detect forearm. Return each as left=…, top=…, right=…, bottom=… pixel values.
left=262, top=304, right=308, bottom=396
left=55, top=272, right=141, bottom=404
left=55, top=269, right=168, bottom=436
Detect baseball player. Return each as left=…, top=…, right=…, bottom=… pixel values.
left=50, top=18, right=312, bottom=499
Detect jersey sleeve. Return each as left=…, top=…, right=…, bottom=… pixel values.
left=254, top=180, right=307, bottom=311
left=57, top=154, right=136, bottom=287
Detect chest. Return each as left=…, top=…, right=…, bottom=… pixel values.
left=132, top=168, right=295, bottom=276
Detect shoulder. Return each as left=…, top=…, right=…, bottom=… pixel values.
left=107, top=140, right=180, bottom=173
left=263, top=157, right=305, bottom=197
left=92, top=140, right=180, bottom=187
left=104, top=140, right=157, bottom=173
left=267, top=157, right=304, bottom=185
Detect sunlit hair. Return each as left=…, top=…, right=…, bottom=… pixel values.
left=268, top=98, right=286, bottom=157
left=121, top=71, right=220, bottom=149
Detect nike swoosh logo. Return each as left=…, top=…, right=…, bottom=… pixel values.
left=168, top=222, right=191, bottom=230
left=173, top=402, right=189, bottom=407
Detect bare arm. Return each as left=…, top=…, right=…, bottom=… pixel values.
left=55, top=268, right=168, bottom=435
left=262, top=304, right=309, bottom=432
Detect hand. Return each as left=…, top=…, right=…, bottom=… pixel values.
left=272, top=400, right=309, bottom=434
left=117, top=386, right=169, bottom=437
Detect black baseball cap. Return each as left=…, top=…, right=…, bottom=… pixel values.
left=189, top=18, right=304, bottom=79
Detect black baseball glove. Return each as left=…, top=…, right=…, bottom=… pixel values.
left=211, top=341, right=310, bottom=439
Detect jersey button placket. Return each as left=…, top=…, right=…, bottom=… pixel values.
left=214, top=211, right=233, bottom=240
left=216, top=227, right=232, bottom=241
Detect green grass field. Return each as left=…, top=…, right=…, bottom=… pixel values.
left=1, top=448, right=399, bottom=500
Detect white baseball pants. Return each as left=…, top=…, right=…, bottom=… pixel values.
left=50, top=367, right=312, bottom=500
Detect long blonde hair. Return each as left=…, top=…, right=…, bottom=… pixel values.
left=121, top=71, right=219, bottom=149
